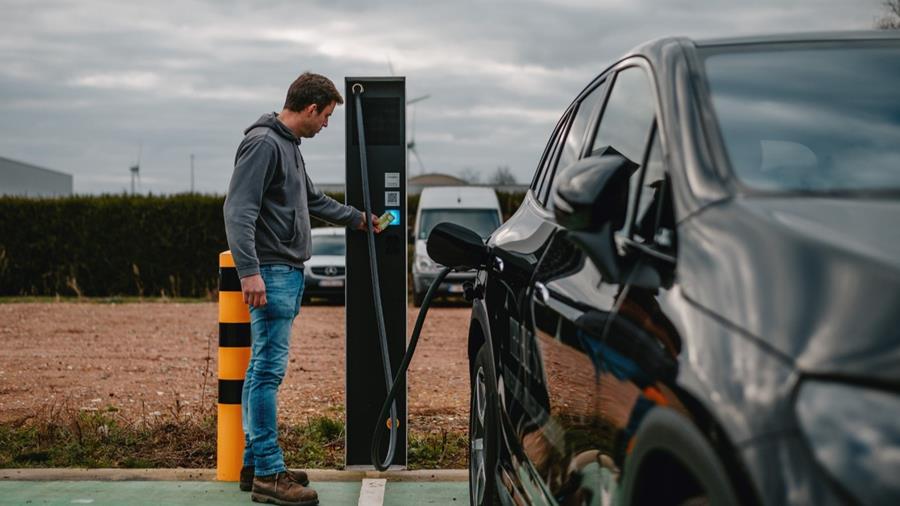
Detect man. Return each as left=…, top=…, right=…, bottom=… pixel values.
left=224, top=72, right=380, bottom=506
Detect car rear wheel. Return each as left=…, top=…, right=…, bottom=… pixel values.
left=469, top=343, right=499, bottom=506
left=622, top=408, right=738, bottom=506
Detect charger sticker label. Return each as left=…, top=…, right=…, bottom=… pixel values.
left=385, top=191, right=400, bottom=207
left=385, top=172, right=400, bottom=188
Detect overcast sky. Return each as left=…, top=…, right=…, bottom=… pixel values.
left=0, top=0, right=890, bottom=194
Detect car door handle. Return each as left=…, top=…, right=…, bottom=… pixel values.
left=534, top=282, right=549, bottom=304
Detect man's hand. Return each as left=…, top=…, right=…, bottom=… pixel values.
left=356, top=212, right=384, bottom=233
left=241, top=274, right=267, bottom=308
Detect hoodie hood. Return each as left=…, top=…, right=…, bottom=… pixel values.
left=244, top=112, right=301, bottom=144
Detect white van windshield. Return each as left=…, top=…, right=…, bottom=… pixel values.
left=418, top=209, right=501, bottom=240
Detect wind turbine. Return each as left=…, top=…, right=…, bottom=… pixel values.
left=130, top=143, right=141, bottom=195
left=406, top=94, right=430, bottom=176
left=386, top=55, right=396, bottom=79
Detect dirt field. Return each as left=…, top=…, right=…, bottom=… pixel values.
left=0, top=302, right=471, bottom=435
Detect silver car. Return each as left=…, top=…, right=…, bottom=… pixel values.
left=303, top=227, right=346, bottom=304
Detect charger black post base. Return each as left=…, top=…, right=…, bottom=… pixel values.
left=344, top=77, right=407, bottom=468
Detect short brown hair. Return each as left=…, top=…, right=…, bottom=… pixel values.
left=283, top=72, right=344, bottom=112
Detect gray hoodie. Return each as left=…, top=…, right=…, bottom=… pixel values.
left=224, top=112, right=363, bottom=279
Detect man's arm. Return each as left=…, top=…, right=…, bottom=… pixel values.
left=306, top=172, right=381, bottom=232
left=224, top=138, right=277, bottom=306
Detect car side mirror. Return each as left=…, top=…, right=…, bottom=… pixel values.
left=552, top=146, right=638, bottom=231
left=552, top=146, right=638, bottom=283
left=426, top=222, right=490, bottom=270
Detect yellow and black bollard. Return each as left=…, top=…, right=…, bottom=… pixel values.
left=217, top=251, right=251, bottom=481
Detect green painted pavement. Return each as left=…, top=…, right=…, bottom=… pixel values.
left=0, top=480, right=468, bottom=505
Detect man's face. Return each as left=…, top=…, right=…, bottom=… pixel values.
left=301, top=101, right=336, bottom=138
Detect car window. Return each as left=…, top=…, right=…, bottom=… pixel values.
left=533, top=108, right=574, bottom=202
left=702, top=41, right=900, bottom=193
left=539, top=111, right=575, bottom=206
left=627, top=131, right=663, bottom=239
left=530, top=121, right=555, bottom=192
left=546, top=82, right=606, bottom=210
left=530, top=130, right=554, bottom=192
left=556, top=84, right=605, bottom=175
left=627, top=132, right=675, bottom=251
left=590, top=66, right=657, bottom=166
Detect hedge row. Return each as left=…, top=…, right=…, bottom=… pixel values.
left=0, top=194, right=227, bottom=297
left=0, top=191, right=525, bottom=297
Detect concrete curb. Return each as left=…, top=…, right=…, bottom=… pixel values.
left=0, top=468, right=468, bottom=482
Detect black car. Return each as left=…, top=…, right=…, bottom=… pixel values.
left=452, top=31, right=900, bottom=506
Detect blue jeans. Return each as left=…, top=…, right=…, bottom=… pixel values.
left=241, top=264, right=304, bottom=476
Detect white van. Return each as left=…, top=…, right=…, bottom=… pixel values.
left=412, top=186, right=503, bottom=306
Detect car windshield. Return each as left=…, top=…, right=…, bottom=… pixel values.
left=418, top=209, right=501, bottom=240
left=311, top=235, right=345, bottom=256
left=702, top=40, right=900, bottom=193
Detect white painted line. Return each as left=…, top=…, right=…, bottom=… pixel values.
left=358, top=478, right=387, bottom=506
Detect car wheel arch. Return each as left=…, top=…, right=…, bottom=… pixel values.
left=467, top=298, right=495, bottom=370
left=468, top=298, right=505, bottom=505
left=621, top=406, right=753, bottom=506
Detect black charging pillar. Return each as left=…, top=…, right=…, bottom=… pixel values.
left=344, top=77, right=407, bottom=468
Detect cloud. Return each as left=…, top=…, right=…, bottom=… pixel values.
left=71, top=72, right=163, bottom=90
left=0, top=0, right=889, bottom=194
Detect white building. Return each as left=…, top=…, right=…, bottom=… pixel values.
left=0, top=156, right=73, bottom=197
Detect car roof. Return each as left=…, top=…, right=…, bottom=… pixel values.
left=565, top=29, right=900, bottom=213
left=310, top=227, right=345, bottom=236
left=693, top=30, right=900, bottom=48
left=623, top=30, right=900, bottom=66
left=418, top=186, right=500, bottom=210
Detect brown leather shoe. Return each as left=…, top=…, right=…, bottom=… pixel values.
left=241, top=466, right=310, bottom=491
left=251, top=471, right=318, bottom=506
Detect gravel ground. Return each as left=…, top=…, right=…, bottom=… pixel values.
left=0, top=302, right=471, bottom=434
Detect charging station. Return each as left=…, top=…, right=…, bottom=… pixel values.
left=344, top=77, right=407, bottom=468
